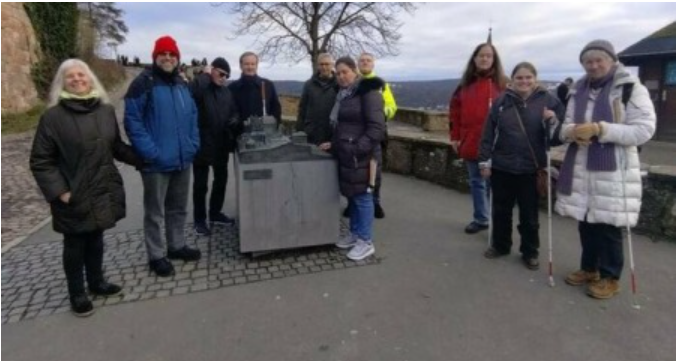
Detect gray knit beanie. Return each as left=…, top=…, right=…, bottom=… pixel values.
left=580, top=39, right=617, bottom=63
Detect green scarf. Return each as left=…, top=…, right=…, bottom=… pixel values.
left=59, top=90, right=100, bottom=100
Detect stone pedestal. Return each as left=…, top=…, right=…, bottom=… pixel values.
left=235, top=136, right=340, bottom=253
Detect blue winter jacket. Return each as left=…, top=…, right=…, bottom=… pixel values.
left=124, top=67, right=199, bottom=173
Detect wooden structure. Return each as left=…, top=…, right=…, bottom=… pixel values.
left=619, top=21, right=676, bottom=142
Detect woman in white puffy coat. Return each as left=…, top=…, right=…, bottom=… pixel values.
left=552, top=40, right=656, bottom=299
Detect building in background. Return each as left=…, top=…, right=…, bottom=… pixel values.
left=619, top=21, right=676, bottom=142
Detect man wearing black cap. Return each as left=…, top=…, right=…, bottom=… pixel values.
left=190, top=57, right=241, bottom=236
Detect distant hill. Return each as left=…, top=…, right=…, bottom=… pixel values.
left=275, top=78, right=560, bottom=111
left=275, top=79, right=461, bottom=111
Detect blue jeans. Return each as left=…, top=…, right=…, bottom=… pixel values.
left=349, top=192, right=374, bottom=242
left=466, top=161, right=489, bottom=225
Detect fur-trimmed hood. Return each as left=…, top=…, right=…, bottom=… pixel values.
left=355, top=76, right=385, bottom=96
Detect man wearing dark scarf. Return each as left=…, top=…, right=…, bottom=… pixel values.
left=229, top=52, right=282, bottom=126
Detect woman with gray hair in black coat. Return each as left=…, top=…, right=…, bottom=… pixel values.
left=318, top=56, right=386, bottom=261
left=30, top=59, right=141, bottom=317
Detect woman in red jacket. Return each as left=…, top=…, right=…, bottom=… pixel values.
left=449, top=42, right=507, bottom=234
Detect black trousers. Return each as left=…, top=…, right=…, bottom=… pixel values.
left=63, top=230, right=105, bottom=296
left=578, top=221, right=624, bottom=279
left=193, top=161, right=228, bottom=223
left=490, top=169, right=540, bottom=258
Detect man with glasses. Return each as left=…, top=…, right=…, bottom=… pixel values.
left=229, top=52, right=282, bottom=127
left=296, top=53, right=338, bottom=145
left=189, top=57, right=240, bottom=236
left=124, top=35, right=201, bottom=277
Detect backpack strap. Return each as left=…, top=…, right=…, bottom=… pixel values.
left=621, top=82, right=634, bottom=109
left=142, top=72, right=154, bottom=117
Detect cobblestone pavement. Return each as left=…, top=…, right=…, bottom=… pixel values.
left=1, top=222, right=378, bottom=324
left=1, top=131, right=51, bottom=248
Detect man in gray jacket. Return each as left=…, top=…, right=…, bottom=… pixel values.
left=296, top=53, right=338, bottom=145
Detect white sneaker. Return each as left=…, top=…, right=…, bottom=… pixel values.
left=346, top=240, right=375, bottom=261
left=336, top=234, right=357, bottom=249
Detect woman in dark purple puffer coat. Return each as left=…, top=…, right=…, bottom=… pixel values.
left=319, top=57, right=385, bottom=261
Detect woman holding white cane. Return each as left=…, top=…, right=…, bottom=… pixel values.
left=319, top=57, right=386, bottom=261
left=553, top=40, right=655, bottom=299
left=478, top=62, right=564, bottom=270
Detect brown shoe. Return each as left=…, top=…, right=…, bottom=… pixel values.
left=565, top=270, right=601, bottom=286
left=586, top=278, right=620, bottom=299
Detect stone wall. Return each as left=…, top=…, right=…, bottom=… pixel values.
left=280, top=95, right=299, bottom=118
left=1, top=2, right=40, bottom=113
left=396, top=108, right=449, bottom=132
left=385, top=126, right=676, bottom=242
left=279, top=95, right=449, bottom=132
left=276, top=93, right=676, bottom=241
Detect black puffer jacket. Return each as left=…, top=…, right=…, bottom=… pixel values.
left=30, top=99, right=141, bottom=234
left=478, top=87, right=565, bottom=174
left=331, top=77, right=386, bottom=197
left=296, top=72, right=338, bottom=145
left=190, top=73, right=240, bottom=166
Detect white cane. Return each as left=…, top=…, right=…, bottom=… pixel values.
left=545, top=119, right=555, bottom=287
left=487, top=184, right=492, bottom=249
left=621, top=149, right=640, bottom=309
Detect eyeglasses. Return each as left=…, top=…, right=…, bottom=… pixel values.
left=216, top=70, right=229, bottom=79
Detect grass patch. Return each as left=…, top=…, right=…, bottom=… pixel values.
left=1, top=103, right=46, bottom=135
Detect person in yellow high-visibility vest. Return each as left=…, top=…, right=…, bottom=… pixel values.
left=342, top=53, right=397, bottom=219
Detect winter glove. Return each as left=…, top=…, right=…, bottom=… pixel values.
left=573, top=123, right=601, bottom=142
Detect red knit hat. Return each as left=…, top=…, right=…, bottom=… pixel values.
left=152, top=36, right=180, bottom=60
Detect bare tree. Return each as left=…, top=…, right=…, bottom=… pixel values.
left=220, top=2, right=416, bottom=72
left=79, top=2, right=129, bottom=54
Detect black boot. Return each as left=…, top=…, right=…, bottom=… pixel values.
left=83, top=232, right=120, bottom=296
left=89, top=282, right=123, bottom=297
left=70, top=294, right=94, bottom=317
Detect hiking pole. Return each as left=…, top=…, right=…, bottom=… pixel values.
left=545, top=119, right=555, bottom=287
left=621, top=150, right=640, bottom=310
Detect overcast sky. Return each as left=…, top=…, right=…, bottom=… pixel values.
left=116, top=2, right=676, bottom=82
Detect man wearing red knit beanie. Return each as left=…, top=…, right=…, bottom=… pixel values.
left=124, top=35, right=202, bottom=278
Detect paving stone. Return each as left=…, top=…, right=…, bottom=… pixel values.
left=190, top=284, right=208, bottom=292
left=1, top=220, right=378, bottom=324
left=172, top=287, right=189, bottom=296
